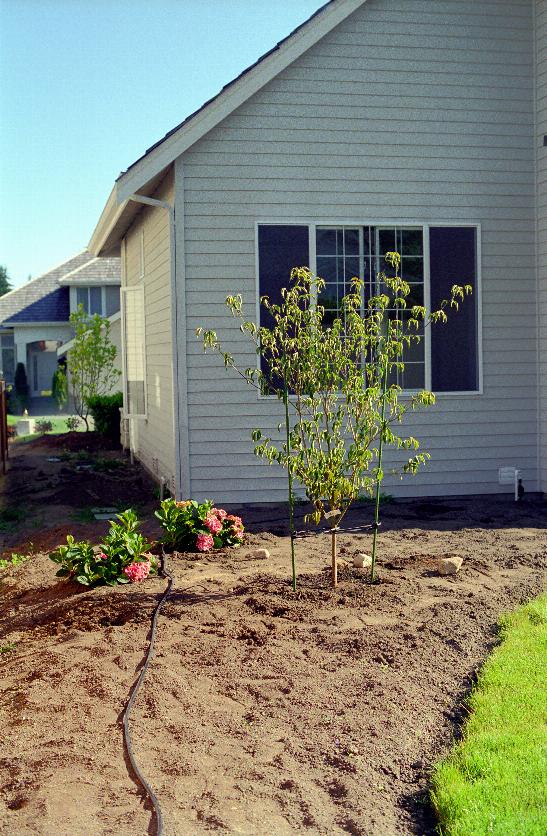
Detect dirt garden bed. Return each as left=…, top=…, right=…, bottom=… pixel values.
left=1, top=433, right=546, bottom=836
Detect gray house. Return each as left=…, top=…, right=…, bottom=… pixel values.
left=89, top=0, right=547, bottom=503
left=0, top=252, right=120, bottom=400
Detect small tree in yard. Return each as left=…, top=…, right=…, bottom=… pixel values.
left=67, top=305, right=121, bottom=431
left=198, top=254, right=471, bottom=590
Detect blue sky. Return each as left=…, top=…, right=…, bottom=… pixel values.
left=0, top=0, right=321, bottom=288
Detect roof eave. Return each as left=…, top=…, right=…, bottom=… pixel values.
left=88, top=185, right=127, bottom=257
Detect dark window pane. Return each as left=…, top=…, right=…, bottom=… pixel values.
left=402, top=363, right=425, bottom=389
left=429, top=227, right=478, bottom=391
left=316, top=256, right=339, bottom=284
left=402, top=257, right=423, bottom=282
left=318, top=284, right=339, bottom=310
left=1, top=334, right=14, bottom=348
left=402, top=334, right=425, bottom=364
left=379, top=228, right=395, bottom=255
left=344, top=228, right=359, bottom=255
left=89, top=287, right=102, bottom=315
left=405, top=284, right=424, bottom=307
left=77, top=287, right=88, bottom=312
left=344, top=257, right=360, bottom=282
left=258, top=225, right=309, bottom=315
left=105, top=286, right=120, bottom=317
left=401, top=229, right=423, bottom=256
left=316, top=228, right=337, bottom=255
left=258, top=225, right=310, bottom=388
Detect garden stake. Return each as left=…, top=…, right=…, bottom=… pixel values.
left=284, top=386, right=297, bottom=592
left=331, top=525, right=338, bottom=587
left=370, top=357, right=389, bottom=583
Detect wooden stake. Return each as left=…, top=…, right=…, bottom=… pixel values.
left=331, top=526, right=338, bottom=588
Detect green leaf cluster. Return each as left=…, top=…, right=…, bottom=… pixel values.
left=198, top=255, right=471, bottom=531
left=155, top=498, right=244, bottom=551
left=67, top=306, right=121, bottom=430
left=49, top=509, right=155, bottom=587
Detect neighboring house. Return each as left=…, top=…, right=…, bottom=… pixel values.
left=0, top=251, right=121, bottom=400
left=89, top=0, right=546, bottom=503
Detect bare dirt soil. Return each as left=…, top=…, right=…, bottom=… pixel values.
left=1, top=436, right=546, bottom=835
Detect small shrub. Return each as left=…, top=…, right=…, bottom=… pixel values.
left=14, top=363, right=29, bottom=411
left=0, top=551, right=29, bottom=571
left=155, top=499, right=244, bottom=552
left=35, top=419, right=53, bottom=434
left=49, top=509, right=156, bottom=587
left=87, top=392, right=123, bottom=442
left=65, top=416, right=80, bottom=432
left=51, top=366, right=68, bottom=410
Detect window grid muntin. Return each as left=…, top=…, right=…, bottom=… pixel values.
left=316, top=225, right=426, bottom=390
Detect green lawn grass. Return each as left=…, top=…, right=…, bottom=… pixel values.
left=431, top=593, right=547, bottom=835
left=8, top=414, right=85, bottom=440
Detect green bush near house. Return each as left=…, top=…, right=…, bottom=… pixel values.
left=87, top=392, right=123, bottom=443
left=431, top=593, right=547, bottom=835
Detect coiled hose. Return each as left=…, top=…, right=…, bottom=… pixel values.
left=122, top=549, right=173, bottom=836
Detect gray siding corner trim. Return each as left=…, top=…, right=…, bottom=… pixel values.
left=175, top=158, right=191, bottom=499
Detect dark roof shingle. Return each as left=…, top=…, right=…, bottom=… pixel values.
left=0, top=251, right=92, bottom=325
left=59, top=256, right=121, bottom=285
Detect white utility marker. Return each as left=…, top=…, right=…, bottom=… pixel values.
left=498, top=467, right=521, bottom=501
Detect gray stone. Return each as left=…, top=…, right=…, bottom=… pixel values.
left=437, top=556, right=463, bottom=575
left=353, top=553, right=372, bottom=569
left=249, top=548, right=270, bottom=560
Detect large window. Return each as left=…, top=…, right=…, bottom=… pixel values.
left=75, top=285, right=120, bottom=318
left=257, top=223, right=479, bottom=393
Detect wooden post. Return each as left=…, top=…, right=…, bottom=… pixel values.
left=0, top=380, right=7, bottom=475
left=331, top=526, right=338, bottom=588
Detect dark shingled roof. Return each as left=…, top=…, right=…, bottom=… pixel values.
left=7, top=288, right=70, bottom=324
left=0, top=252, right=120, bottom=325
left=0, top=251, right=93, bottom=325
left=59, top=256, right=121, bottom=285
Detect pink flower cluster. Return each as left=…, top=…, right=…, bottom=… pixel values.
left=226, top=514, right=244, bottom=537
left=205, top=514, right=222, bottom=535
left=123, top=560, right=151, bottom=582
left=196, top=532, right=214, bottom=552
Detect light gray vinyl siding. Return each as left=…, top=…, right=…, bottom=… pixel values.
left=178, top=0, right=537, bottom=504
left=123, top=171, right=176, bottom=491
left=537, top=0, right=547, bottom=492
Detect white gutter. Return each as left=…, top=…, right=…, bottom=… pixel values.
left=127, top=192, right=186, bottom=500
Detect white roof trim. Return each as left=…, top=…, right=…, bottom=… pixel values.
left=3, top=321, right=71, bottom=328
left=115, top=0, right=366, bottom=202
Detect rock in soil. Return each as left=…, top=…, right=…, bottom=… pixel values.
left=437, top=556, right=464, bottom=575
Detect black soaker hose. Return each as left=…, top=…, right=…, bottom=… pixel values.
left=122, top=549, right=174, bottom=836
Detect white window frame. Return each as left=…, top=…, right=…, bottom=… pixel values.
left=121, top=284, right=147, bottom=419
left=255, top=220, right=483, bottom=399
left=71, top=285, right=121, bottom=318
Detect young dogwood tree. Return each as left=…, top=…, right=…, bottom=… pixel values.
left=198, top=253, right=470, bottom=589
left=67, top=306, right=121, bottom=431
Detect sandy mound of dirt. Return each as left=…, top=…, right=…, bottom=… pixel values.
left=1, top=496, right=546, bottom=834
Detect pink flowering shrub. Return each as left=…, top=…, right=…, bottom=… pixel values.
left=49, top=510, right=157, bottom=587
left=155, top=499, right=245, bottom=553
left=123, top=559, right=152, bottom=582
left=196, top=533, right=214, bottom=552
